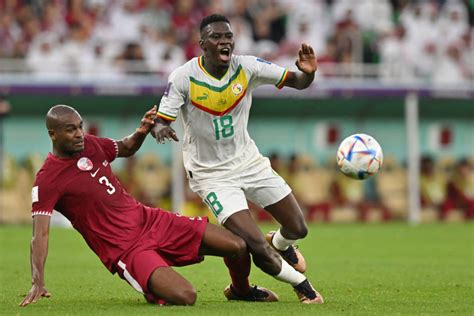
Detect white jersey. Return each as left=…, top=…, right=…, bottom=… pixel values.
left=158, top=55, right=288, bottom=180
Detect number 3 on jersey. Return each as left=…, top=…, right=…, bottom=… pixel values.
left=213, top=115, right=234, bottom=140
left=99, top=176, right=116, bottom=195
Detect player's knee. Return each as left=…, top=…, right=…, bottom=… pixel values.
left=285, top=222, right=308, bottom=240
left=172, top=288, right=197, bottom=305
left=232, top=237, right=247, bottom=256
left=294, top=224, right=308, bottom=239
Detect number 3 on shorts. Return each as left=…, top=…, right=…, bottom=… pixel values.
left=205, top=192, right=224, bottom=217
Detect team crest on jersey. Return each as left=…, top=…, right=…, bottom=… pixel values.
left=77, top=157, right=93, bottom=171
left=231, top=83, right=243, bottom=96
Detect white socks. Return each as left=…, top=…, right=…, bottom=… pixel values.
left=272, top=229, right=296, bottom=251
left=273, top=258, right=306, bottom=286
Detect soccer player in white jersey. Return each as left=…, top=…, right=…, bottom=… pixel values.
left=152, top=14, right=323, bottom=304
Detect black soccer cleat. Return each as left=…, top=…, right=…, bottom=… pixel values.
left=223, top=284, right=279, bottom=302
left=293, top=279, right=324, bottom=304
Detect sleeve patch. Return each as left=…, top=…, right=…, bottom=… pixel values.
left=32, top=186, right=39, bottom=203
left=256, top=57, right=272, bottom=65
left=163, top=82, right=172, bottom=97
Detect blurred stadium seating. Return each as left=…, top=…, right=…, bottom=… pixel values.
left=0, top=0, right=472, bottom=82
left=0, top=0, right=473, bottom=224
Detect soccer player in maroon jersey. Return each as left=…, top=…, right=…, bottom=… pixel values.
left=19, top=104, right=262, bottom=307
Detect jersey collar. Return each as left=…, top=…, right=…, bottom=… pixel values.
left=198, top=56, right=230, bottom=81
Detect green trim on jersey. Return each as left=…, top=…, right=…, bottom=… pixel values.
left=190, top=65, right=244, bottom=92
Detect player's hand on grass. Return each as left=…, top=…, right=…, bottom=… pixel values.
left=19, top=284, right=51, bottom=307
left=136, top=105, right=158, bottom=134
left=295, top=43, right=317, bottom=75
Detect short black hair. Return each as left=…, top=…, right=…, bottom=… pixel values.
left=200, top=14, right=230, bottom=31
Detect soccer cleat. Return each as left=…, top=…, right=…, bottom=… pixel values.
left=293, top=279, right=324, bottom=304
left=223, top=284, right=279, bottom=302
left=266, top=231, right=307, bottom=273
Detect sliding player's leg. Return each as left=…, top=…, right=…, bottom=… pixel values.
left=198, top=221, right=246, bottom=257
left=116, top=248, right=196, bottom=306
left=147, top=267, right=197, bottom=305
left=195, top=221, right=273, bottom=300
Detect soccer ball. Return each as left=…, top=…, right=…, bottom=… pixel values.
left=337, top=134, right=383, bottom=180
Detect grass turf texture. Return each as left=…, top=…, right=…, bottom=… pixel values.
left=1, top=223, right=473, bottom=315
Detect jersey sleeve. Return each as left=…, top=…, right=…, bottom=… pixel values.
left=91, top=135, right=118, bottom=163
left=242, top=56, right=289, bottom=90
left=157, top=68, right=188, bottom=122
left=31, top=174, right=60, bottom=217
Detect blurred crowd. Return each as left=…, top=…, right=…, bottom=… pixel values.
left=2, top=150, right=473, bottom=224
left=262, top=152, right=474, bottom=222
left=0, top=0, right=473, bottom=83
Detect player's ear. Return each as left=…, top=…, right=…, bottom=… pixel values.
left=48, top=129, right=56, bottom=140
left=199, top=39, right=204, bottom=49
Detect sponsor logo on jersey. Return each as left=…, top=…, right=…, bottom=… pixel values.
left=77, top=157, right=93, bottom=171
left=32, top=186, right=39, bottom=203
left=90, top=168, right=100, bottom=178
left=256, top=57, right=272, bottom=64
left=102, top=160, right=108, bottom=167
left=218, top=98, right=227, bottom=105
left=231, top=83, right=243, bottom=95
left=197, top=92, right=209, bottom=100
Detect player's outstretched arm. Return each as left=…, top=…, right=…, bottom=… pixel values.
left=150, top=116, right=179, bottom=144
left=283, top=43, right=317, bottom=90
left=116, top=105, right=157, bottom=157
left=20, top=216, right=52, bottom=307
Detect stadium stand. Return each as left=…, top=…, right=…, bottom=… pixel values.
left=0, top=0, right=473, bottom=223
left=0, top=0, right=472, bottom=82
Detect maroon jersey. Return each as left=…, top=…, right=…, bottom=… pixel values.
left=31, top=134, right=161, bottom=272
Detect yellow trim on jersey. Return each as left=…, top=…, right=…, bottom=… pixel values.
left=190, top=64, right=248, bottom=116
left=276, top=69, right=289, bottom=89
left=198, top=56, right=230, bottom=81
left=157, top=111, right=176, bottom=121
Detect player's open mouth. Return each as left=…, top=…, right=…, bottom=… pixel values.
left=218, top=47, right=231, bottom=63
left=74, top=140, right=84, bottom=146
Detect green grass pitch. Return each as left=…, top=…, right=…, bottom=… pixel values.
left=1, top=223, right=473, bottom=315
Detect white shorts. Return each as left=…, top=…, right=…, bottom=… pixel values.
left=189, top=157, right=291, bottom=224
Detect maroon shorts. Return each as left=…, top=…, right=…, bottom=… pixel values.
left=115, top=209, right=208, bottom=294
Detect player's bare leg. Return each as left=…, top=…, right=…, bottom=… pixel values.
left=224, top=210, right=323, bottom=304
left=198, top=222, right=278, bottom=302
left=198, top=222, right=247, bottom=257
left=264, top=193, right=308, bottom=273
left=147, top=267, right=196, bottom=305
